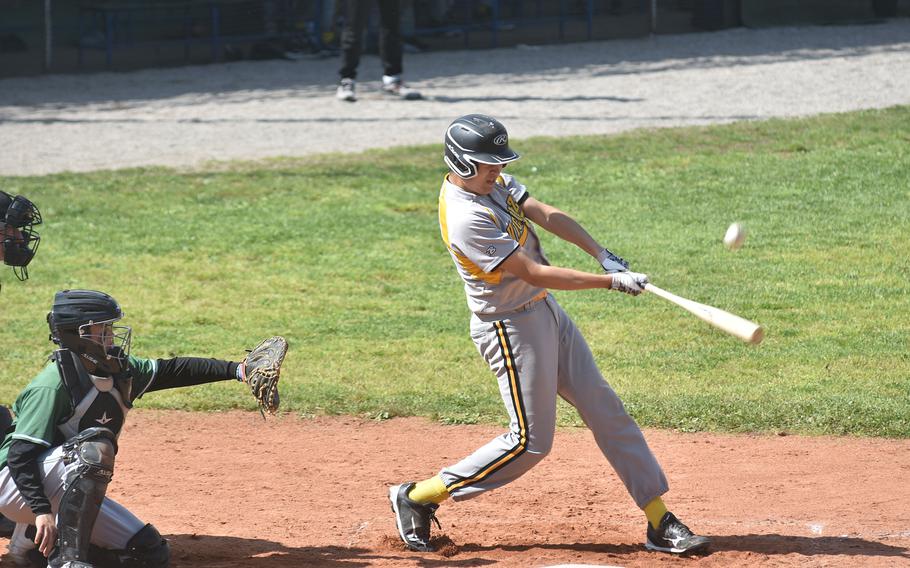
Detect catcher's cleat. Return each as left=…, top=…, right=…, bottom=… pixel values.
left=388, top=483, right=441, bottom=552
left=241, top=336, right=288, bottom=417
left=0, top=513, right=15, bottom=538
left=645, top=511, right=710, bottom=555
left=7, top=523, right=40, bottom=567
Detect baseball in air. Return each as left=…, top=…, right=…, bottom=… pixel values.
left=723, top=222, right=747, bottom=251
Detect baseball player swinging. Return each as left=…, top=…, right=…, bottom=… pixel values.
left=1, top=289, right=287, bottom=567
left=388, top=114, right=709, bottom=555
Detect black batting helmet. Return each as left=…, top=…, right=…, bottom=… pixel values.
left=1, top=190, right=42, bottom=280
left=47, top=289, right=132, bottom=377
left=444, top=114, right=520, bottom=179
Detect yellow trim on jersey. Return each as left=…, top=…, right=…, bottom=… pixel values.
left=514, top=222, right=529, bottom=247
left=456, top=250, right=503, bottom=285
left=439, top=179, right=503, bottom=285
left=446, top=322, right=528, bottom=493
left=438, top=176, right=451, bottom=244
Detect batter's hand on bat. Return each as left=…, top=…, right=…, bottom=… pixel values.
left=598, top=247, right=630, bottom=274
left=610, top=271, right=649, bottom=296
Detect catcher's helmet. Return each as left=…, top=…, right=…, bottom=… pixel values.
left=444, top=114, right=520, bottom=179
left=1, top=190, right=41, bottom=280
left=47, top=289, right=132, bottom=377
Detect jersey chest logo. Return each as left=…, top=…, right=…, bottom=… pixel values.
left=504, top=195, right=528, bottom=243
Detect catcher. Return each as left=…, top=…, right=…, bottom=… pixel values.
left=0, top=289, right=287, bottom=567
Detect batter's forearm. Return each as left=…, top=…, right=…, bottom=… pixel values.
left=524, top=264, right=611, bottom=291
left=538, top=210, right=602, bottom=258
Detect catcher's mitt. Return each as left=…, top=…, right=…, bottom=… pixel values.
left=242, top=336, right=288, bottom=416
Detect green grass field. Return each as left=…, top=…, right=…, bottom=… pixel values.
left=1, top=107, right=908, bottom=437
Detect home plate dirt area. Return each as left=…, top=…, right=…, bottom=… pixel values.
left=4, top=410, right=907, bottom=567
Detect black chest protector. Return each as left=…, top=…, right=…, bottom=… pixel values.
left=54, top=349, right=133, bottom=441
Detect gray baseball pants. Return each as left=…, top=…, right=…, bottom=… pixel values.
left=439, top=294, right=669, bottom=508
left=0, top=445, right=145, bottom=551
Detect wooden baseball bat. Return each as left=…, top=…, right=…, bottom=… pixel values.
left=644, top=283, right=764, bottom=345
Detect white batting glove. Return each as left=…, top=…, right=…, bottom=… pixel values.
left=598, top=247, right=630, bottom=273
left=610, top=271, right=649, bottom=296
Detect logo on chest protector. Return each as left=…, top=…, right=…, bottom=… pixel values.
left=485, top=245, right=497, bottom=256
left=79, top=393, right=125, bottom=436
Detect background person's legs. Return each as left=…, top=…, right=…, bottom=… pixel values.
left=338, top=0, right=370, bottom=80
left=376, top=0, right=404, bottom=77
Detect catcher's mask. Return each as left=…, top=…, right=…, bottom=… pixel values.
left=0, top=190, right=42, bottom=280
left=444, top=114, right=520, bottom=179
left=47, top=289, right=132, bottom=377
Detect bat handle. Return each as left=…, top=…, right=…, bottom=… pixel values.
left=643, top=283, right=672, bottom=300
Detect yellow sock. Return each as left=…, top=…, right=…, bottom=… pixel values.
left=407, top=475, right=450, bottom=505
left=644, top=497, right=668, bottom=529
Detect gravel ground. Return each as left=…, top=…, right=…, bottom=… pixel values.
left=1, top=20, right=909, bottom=176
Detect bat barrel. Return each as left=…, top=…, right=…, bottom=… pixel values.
left=644, top=283, right=764, bottom=345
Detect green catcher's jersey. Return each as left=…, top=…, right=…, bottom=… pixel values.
left=0, top=352, right=157, bottom=469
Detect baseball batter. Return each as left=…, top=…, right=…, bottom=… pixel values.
left=389, top=114, right=709, bottom=556
left=1, top=289, right=287, bottom=567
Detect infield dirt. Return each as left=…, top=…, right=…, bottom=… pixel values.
left=4, top=410, right=903, bottom=567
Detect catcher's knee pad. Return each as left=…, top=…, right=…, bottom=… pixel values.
left=54, top=428, right=117, bottom=566
left=62, top=427, right=117, bottom=479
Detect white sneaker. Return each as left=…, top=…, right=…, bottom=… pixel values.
left=381, top=75, right=421, bottom=100
left=7, top=523, right=36, bottom=566
left=336, top=79, right=356, bottom=102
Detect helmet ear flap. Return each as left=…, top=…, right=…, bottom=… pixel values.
left=444, top=154, right=476, bottom=179
left=444, top=129, right=478, bottom=179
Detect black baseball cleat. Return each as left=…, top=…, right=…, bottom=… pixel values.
left=645, top=511, right=710, bottom=554
left=388, top=482, right=441, bottom=552
left=0, top=513, right=15, bottom=538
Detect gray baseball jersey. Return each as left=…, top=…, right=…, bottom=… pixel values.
left=439, top=173, right=549, bottom=315
left=437, top=173, right=668, bottom=508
